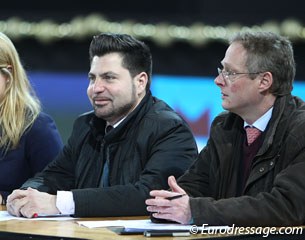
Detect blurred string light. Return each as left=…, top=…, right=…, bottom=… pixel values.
left=0, top=14, right=304, bottom=46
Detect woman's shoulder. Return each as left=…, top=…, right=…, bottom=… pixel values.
left=29, top=112, right=56, bottom=129
left=26, top=112, right=60, bottom=137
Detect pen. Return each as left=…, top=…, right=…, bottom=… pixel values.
left=166, top=194, right=186, bottom=201
left=144, top=230, right=190, bottom=237
left=31, top=213, right=71, bottom=218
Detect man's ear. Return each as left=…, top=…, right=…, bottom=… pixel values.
left=135, top=72, right=148, bottom=94
left=258, top=71, right=273, bottom=93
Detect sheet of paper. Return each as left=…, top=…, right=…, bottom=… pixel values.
left=77, top=219, right=229, bottom=232
left=0, top=211, right=75, bottom=221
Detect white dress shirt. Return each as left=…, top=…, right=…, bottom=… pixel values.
left=243, top=107, right=273, bottom=132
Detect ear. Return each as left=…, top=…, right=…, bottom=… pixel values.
left=7, top=65, right=13, bottom=72
left=135, top=72, right=148, bottom=95
left=258, top=71, right=273, bottom=93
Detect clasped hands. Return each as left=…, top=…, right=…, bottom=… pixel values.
left=145, top=176, right=192, bottom=224
left=6, top=187, right=59, bottom=218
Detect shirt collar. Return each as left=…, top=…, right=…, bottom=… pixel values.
left=106, top=116, right=127, bottom=129
left=244, top=107, right=273, bottom=132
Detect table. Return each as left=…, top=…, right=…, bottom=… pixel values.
left=3, top=205, right=302, bottom=239
left=0, top=206, right=201, bottom=240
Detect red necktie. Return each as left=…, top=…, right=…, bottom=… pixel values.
left=245, top=127, right=261, bottom=145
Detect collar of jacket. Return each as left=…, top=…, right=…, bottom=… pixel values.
left=89, top=91, right=154, bottom=141
left=258, top=94, right=299, bottom=156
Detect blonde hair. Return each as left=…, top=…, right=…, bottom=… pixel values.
left=0, top=32, right=41, bottom=152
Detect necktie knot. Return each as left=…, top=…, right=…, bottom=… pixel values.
left=245, top=126, right=261, bottom=145
left=105, top=125, right=113, bottom=134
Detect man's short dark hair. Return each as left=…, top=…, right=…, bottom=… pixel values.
left=89, top=33, right=152, bottom=91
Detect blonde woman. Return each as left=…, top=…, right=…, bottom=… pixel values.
left=0, top=32, right=63, bottom=204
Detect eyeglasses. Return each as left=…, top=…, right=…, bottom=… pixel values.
left=217, top=67, right=262, bottom=83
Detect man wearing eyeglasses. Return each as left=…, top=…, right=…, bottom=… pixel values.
left=146, top=31, right=305, bottom=227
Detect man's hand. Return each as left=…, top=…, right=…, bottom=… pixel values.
left=6, top=188, right=60, bottom=218
left=145, top=176, right=192, bottom=224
